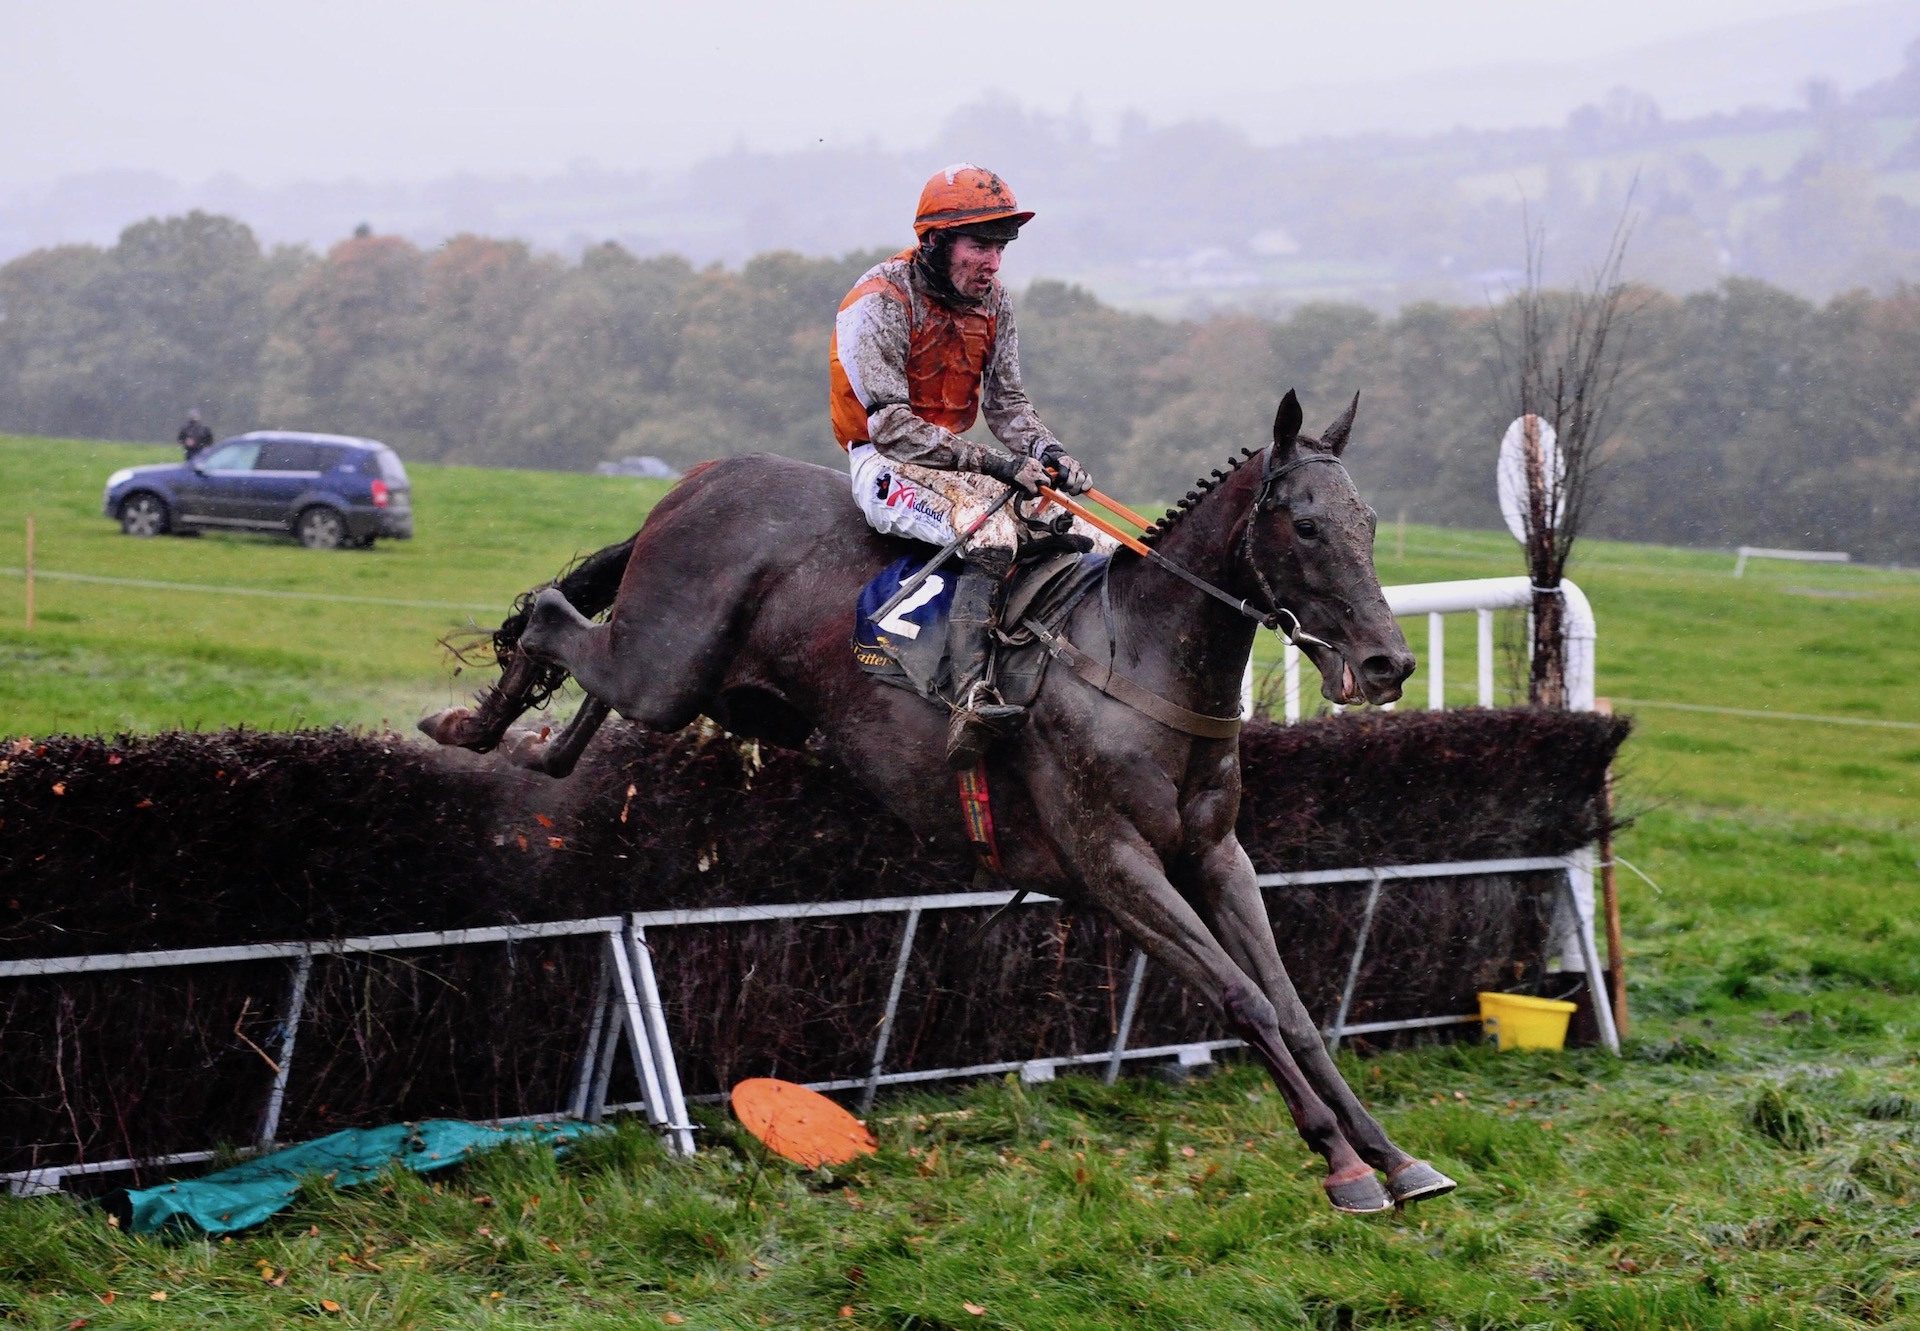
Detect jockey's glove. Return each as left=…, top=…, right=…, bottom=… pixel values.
left=1038, top=444, right=1093, bottom=495
left=980, top=449, right=1049, bottom=496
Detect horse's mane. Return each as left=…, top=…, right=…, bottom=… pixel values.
left=1139, top=445, right=1263, bottom=548
left=1138, top=432, right=1337, bottom=548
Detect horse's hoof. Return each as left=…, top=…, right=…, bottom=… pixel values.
left=418, top=707, right=471, bottom=745
left=1323, top=1171, right=1393, bottom=1215
left=500, top=725, right=553, bottom=770
left=1386, top=1159, right=1458, bottom=1206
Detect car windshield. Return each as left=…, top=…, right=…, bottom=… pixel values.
left=199, top=441, right=261, bottom=471
left=375, top=448, right=409, bottom=486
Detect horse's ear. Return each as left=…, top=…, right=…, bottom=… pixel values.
left=1320, top=391, right=1360, bottom=457
left=1272, top=390, right=1303, bottom=453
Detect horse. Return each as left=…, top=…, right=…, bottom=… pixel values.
left=421, top=390, right=1456, bottom=1215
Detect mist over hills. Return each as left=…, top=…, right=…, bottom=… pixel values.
left=5, top=8, right=1919, bottom=313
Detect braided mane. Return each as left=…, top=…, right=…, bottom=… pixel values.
left=1137, top=431, right=1338, bottom=547
left=1139, top=445, right=1263, bottom=548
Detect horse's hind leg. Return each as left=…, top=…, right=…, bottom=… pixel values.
left=1190, top=840, right=1457, bottom=1207
left=419, top=651, right=543, bottom=753
left=517, top=586, right=717, bottom=733
left=500, top=695, right=612, bottom=777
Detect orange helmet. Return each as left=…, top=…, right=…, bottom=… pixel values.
left=913, top=164, right=1034, bottom=239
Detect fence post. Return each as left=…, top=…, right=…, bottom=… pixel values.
left=570, top=957, right=614, bottom=1120
left=1595, top=698, right=1628, bottom=1038
left=256, top=955, right=312, bottom=1149
left=859, top=907, right=922, bottom=1114
left=1327, top=872, right=1384, bottom=1052
left=23, top=516, right=34, bottom=631
left=1102, top=950, right=1149, bottom=1085
left=1427, top=612, right=1445, bottom=710
left=627, top=921, right=695, bottom=1155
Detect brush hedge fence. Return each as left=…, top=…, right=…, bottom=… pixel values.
left=0, top=708, right=1627, bottom=1176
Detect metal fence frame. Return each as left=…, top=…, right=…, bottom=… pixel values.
left=2, top=853, right=1612, bottom=1194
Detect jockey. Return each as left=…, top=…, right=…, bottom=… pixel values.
left=830, top=164, right=1109, bottom=768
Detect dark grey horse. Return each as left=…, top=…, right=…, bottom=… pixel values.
left=422, top=390, right=1455, bottom=1214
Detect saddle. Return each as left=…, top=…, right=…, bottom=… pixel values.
left=853, top=548, right=1108, bottom=711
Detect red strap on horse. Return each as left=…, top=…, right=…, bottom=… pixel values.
left=954, top=761, right=1003, bottom=875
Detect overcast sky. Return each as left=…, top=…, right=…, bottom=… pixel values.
left=4, top=0, right=1907, bottom=187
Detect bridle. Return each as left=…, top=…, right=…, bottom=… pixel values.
left=1111, top=445, right=1345, bottom=654
left=1024, top=443, right=1347, bottom=743
left=1238, top=447, right=1350, bottom=654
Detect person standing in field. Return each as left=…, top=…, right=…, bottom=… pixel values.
left=828, top=164, right=1106, bottom=768
left=177, top=409, right=213, bottom=459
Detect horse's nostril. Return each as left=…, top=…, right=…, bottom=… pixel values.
left=1362, top=652, right=1414, bottom=686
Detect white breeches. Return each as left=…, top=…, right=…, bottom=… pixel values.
left=846, top=444, right=1115, bottom=558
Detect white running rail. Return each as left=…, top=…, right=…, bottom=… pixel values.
left=1733, top=546, right=1850, bottom=577
left=1256, top=576, right=1594, bottom=720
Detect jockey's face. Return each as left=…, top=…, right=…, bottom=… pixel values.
left=946, top=235, right=1006, bottom=299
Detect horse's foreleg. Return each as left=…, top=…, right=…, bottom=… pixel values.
left=1094, top=839, right=1390, bottom=1214
left=500, top=695, right=613, bottom=778
left=1189, top=839, right=1457, bottom=1207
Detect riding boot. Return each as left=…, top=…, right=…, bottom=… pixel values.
left=945, top=550, right=1023, bottom=770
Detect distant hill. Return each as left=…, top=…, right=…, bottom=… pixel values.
left=2, top=9, right=1918, bottom=312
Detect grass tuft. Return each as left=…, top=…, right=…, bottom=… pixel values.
left=1747, top=1085, right=1829, bottom=1152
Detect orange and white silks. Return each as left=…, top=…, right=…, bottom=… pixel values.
left=829, top=249, right=1000, bottom=453
left=829, top=243, right=1113, bottom=558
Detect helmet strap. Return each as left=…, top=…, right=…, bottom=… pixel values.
left=914, top=232, right=985, bottom=309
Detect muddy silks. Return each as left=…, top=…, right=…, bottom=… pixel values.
left=829, top=249, right=998, bottom=450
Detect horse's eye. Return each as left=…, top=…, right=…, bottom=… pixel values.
left=1293, top=519, right=1319, bottom=540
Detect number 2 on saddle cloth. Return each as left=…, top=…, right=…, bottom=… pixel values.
left=852, top=549, right=1111, bottom=884
left=853, top=557, right=963, bottom=699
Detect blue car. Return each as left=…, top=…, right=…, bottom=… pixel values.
left=103, top=431, right=415, bottom=549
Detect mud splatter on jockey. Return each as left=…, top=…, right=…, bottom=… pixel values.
left=829, top=164, right=1114, bottom=769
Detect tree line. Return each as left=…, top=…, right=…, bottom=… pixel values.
left=1, top=211, right=1915, bottom=562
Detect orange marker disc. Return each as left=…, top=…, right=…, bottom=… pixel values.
left=730, top=1078, right=877, bottom=1168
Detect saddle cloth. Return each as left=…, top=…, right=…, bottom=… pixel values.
left=853, top=550, right=1109, bottom=709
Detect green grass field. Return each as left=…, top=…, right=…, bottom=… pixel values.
left=2, top=433, right=1917, bottom=1329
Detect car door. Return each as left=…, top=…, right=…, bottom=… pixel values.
left=246, top=439, right=325, bottom=528
left=176, top=439, right=261, bottom=526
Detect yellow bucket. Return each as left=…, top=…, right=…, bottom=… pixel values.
left=1477, top=991, right=1576, bottom=1051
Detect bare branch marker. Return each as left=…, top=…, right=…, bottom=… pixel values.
left=1492, top=208, right=1638, bottom=706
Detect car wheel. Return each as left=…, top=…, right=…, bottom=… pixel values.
left=119, top=492, right=170, bottom=537
left=295, top=506, right=347, bottom=550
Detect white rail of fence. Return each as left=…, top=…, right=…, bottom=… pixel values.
left=1257, top=576, right=1594, bottom=720
left=0, top=574, right=1617, bottom=1191
left=1732, top=546, right=1850, bottom=577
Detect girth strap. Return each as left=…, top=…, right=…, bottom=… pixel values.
left=1022, top=618, right=1242, bottom=740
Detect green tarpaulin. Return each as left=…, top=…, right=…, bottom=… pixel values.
left=111, top=1118, right=606, bottom=1236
